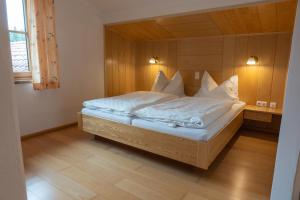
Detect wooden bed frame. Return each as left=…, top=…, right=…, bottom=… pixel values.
left=78, top=110, right=244, bottom=170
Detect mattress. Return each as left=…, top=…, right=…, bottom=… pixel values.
left=132, top=102, right=246, bottom=141
left=81, top=108, right=133, bottom=125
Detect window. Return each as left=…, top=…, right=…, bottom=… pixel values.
left=6, top=0, right=31, bottom=81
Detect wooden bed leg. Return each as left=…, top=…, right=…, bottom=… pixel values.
left=196, top=143, right=209, bottom=170
left=77, top=112, right=83, bottom=130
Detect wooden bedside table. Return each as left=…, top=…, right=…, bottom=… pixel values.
left=243, top=105, right=283, bottom=133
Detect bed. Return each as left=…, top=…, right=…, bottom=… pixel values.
left=78, top=100, right=244, bottom=170
left=78, top=72, right=245, bottom=169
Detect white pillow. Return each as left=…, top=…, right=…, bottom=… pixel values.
left=196, top=71, right=218, bottom=97
left=207, top=81, right=238, bottom=101
left=151, top=71, right=169, bottom=92
left=195, top=71, right=239, bottom=101
left=225, top=75, right=238, bottom=98
left=163, top=71, right=185, bottom=96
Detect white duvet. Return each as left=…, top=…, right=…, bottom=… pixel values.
left=83, top=91, right=177, bottom=116
left=134, top=97, right=234, bottom=128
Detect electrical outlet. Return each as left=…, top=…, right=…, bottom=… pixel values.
left=256, top=101, right=262, bottom=106
left=261, top=101, right=268, bottom=107
left=256, top=101, right=268, bottom=107
left=270, top=102, right=277, bottom=109
left=195, top=71, right=200, bottom=80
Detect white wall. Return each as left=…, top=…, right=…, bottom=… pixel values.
left=0, top=0, right=27, bottom=199
left=271, top=2, right=300, bottom=200
left=15, top=0, right=105, bottom=136
left=100, top=0, right=270, bottom=23
left=293, top=154, right=300, bottom=200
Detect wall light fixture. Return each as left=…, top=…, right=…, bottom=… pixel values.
left=149, top=56, right=159, bottom=64
left=247, top=56, right=259, bottom=65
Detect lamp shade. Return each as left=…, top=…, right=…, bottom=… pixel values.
left=247, top=56, right=258, bottom=65
left=149, top=56, right=159, bottom=64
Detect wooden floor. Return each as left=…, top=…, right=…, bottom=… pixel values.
left=22, top=126, right=278, bottom=200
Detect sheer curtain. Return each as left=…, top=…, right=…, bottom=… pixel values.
left=27, top=0, right=60, bottom=90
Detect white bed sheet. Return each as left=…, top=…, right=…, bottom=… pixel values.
left=83, top=91, right=177, bottom=116
left=134, top=97, right=234, bottom=129
left=81, top=108, right=133, bottom=125
left=132, top=102, right=246, bottom=141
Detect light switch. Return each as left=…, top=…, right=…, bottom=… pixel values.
left=195, top=71, right=200, bottom=80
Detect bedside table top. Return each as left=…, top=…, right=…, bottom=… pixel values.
left=244, top=105, right=283, bottom=115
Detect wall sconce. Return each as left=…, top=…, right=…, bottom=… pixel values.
left=247, top=56, right=259, bottom=65
left=149, top=56, right=159, bottom=64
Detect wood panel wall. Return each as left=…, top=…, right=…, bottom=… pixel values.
left=105, top=29, right=136, bottom=97
left=134, top=33, right=292, bottom=108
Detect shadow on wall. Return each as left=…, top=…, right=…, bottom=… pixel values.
left=293, top=151, right=300, bottom=200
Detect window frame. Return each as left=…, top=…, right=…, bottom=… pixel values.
left=7, top=0, right=32, bottom=82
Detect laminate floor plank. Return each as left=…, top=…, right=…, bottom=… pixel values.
left=61, top=167, right=142, bottom=200
left=22, top=127, right=277, bottom=200
left=27, top=179, right=75, bottom=200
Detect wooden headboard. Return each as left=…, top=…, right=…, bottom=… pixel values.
left=105, top=28, right=292, bottom=108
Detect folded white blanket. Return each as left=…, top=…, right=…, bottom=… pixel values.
left=83, top=91, right=177, bottom=116
left=134, top=97, right=234, bottom=128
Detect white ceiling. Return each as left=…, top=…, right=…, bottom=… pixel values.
left=87, top=0, right=272, bottom=24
